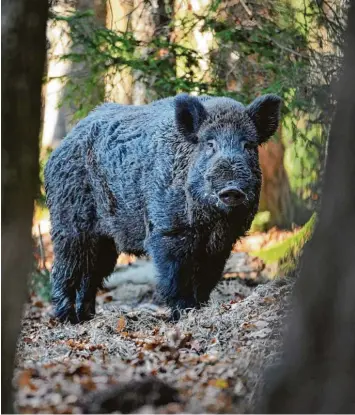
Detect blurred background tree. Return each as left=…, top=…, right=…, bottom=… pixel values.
left=2, top=0, right=49, bottom=411
left=40, top=0, right=349, bottom=229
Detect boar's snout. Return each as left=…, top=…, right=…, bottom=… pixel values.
left=218, top=186, right=246, bottom=207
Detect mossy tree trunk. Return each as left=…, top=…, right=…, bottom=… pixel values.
left=1, top=0, right=48, bottom=412
left=261, top=2, right=355, bottom=411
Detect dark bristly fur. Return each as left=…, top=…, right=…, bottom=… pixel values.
left=45, top=93, right=282, bottom=323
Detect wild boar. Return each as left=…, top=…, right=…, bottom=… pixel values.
left=44, top=93, right=282, bottom=322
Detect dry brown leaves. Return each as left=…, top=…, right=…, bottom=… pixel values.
left=22, top=223, right=291, bottom=414
left=15, top=281, right=288, bottom=414
left=233, top=226, right=300, bottom=253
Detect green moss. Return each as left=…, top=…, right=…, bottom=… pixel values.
left=250, top=211, right=272, bottom=233
left=251, top=213, right=316, bottom=276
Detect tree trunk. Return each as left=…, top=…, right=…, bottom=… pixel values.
left=130, top=0, right=158, bottom=104
left=258, top=131, right=294, bottom=229
left=42, top=0, right=106, bottom=149
left=260, top=2, right=355, bottom=412
left=41, top=2, right=72, bottom=148
left=107, top=0, right=175, bottom=104
left=1, top=0, right=48, bottom=413
left=106, top=0, right=134, bottom=104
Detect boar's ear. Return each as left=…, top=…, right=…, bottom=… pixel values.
left=246, top=94, right=282, bottom=143
left=175, top=94, right=207, bottom=143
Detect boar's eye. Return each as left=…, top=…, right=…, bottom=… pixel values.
left=243, top=141, right=258, bottom=151
left=206, top=140, right=217, bottom=154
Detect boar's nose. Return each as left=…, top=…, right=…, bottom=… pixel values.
left=218, top=186, right=246, bottom=207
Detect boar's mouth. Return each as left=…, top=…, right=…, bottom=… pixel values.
left=218, top=186, right=247, bottom=207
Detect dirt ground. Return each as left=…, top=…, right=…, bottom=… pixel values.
left=15, top=226, right=295, bottom=414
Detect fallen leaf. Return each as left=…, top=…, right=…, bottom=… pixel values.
left=200, top=354, right=218, bottom=363
left=143, top=341, right=160, bottom=350
left=230, top=295, right=245, bottom=304
left=48, top=318, right=58, bottom=327
left=240, top=322, right=257, bottom=331
left=17, top=369, right=38, bottom=391
left=209, top=378, right=229, bottom=389
left=68, top=365, right=92, bottom=377
left=80, top=377, right=97, bottom=391
left=263, top=296, right=276, bottom=304
left=117, top=316, right=126, bottom=332
left=43, top=363, right=56, bottom=369
left=190, top=340, right=201, bottom=353
left=178, top=332, right=192, bottom=348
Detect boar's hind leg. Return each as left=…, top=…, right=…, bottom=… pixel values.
left=148, top=233, right=197, bottom=321
left=51, top=235, right=117, bottom=323
left=76, top=236, right=118, bottom=322
left=51, top=236, right=85, bottom=324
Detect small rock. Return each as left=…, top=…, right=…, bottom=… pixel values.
left=50, top=393, right=62, bottom=406
left=65, top=395, right=78, bottom=404
left=234, top=378, right=247, bottom=397
left=253, top=320, right=269, bottom=329
left=167, top=327, right=181, bottom=345
left=249, top=327, right=272, bottom=339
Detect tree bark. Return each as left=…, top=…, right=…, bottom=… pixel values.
left=42, top=0, right=106, bottom=148
left=106, top=0, right=134, bottom=104
left=1, top=0, right=48, bottom=413
left=258, top=134, right=294, bottom=229
left=260, top=2, right=355, bottom=412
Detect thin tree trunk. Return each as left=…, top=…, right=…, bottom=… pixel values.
left=106, top=0, right=134, bottom=104
left=1, top=0, right=48, bottom=413
left=131, top=0, right=157, bottom=104
left=260, top=2, right=355, bottom=412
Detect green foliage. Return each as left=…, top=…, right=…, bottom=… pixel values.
left=283, top=113, right=324, bottom=209
left=48, top=0, right=348, bottom=214
left=52, top=2, right=332, bottom=112
left=251, top=213, right=316, bottom=276
left=250, top=211, right=272, bottom=233
left=30, top=268, right=52, bottom=302
left=36, top=147, right=53, bottom=208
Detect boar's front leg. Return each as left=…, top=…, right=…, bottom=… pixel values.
left=147, top=232, right=198, bottom=320
left=193, top=253, right=229, bottom=305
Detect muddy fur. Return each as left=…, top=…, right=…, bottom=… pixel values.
left=44, top=93, right=281, bottom=323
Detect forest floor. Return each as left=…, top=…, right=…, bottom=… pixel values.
left=14, top=222, right=296, bottom=414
